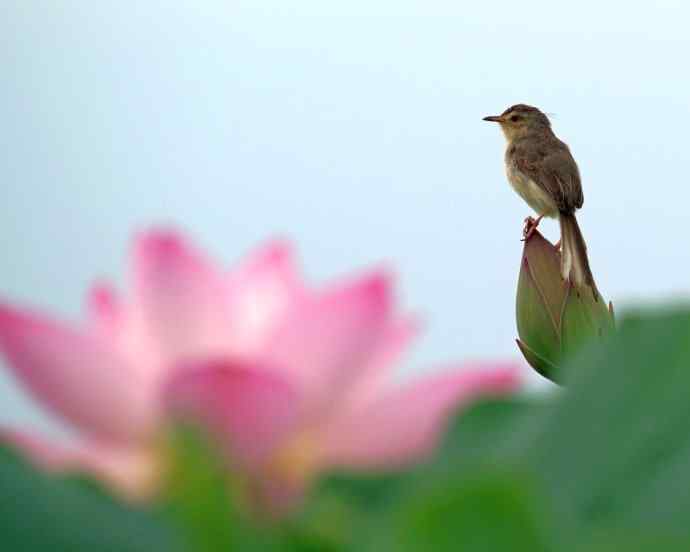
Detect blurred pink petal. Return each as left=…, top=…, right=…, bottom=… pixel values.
left=321, top=363, right=522, bottom=468
left=165, top=359, right=299, bottom=466
left=131, top=230, right=234, bottom=365
left=0, top=228, right=525, bottom=512
left=265, top=271, right=393, bottom=408
left=225, top=240, right=302, bottom=355
left=343, top=316, right=421, bottom=410
left=0, top=427, right=159, bottom=500
left=87, top=282, right=122, bottom=337
left=0, top=304, right=153, bottom=443
left=0, top=427, right=84, bottom=470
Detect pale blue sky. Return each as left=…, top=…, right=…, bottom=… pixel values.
left=2, top=1, right=689, bottom=435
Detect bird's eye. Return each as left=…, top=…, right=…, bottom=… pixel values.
left=510, top=115, right=520, bottom=122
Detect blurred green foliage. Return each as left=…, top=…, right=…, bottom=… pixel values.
left=0, top=445, right=184, bottom=552
left=4, top=306, right=690, bottom=550
left=158, top=425, right=245, bottom=551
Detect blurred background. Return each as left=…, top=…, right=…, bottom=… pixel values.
left=2, top=1, right=689, bottom=436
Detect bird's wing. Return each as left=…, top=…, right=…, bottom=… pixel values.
left=512, top=145, right=583, bottom=213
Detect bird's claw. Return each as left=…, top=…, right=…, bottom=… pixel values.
left=521, top=215, right=543, bottom=241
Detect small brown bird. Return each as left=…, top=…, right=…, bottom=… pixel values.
left=483, top=104, right=596, bottom=293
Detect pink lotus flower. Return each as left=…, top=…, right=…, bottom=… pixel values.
left=0, top=229, right=522, bottom=507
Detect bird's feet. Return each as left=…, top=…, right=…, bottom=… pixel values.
left=522, top=215, right=544, bottom=241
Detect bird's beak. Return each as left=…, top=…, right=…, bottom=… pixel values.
left=483, top=115, right=503, bottom=123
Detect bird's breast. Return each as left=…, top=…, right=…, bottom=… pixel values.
left=505, top=165, right=558, bottom=218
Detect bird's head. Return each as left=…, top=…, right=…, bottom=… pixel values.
left=483, top=104, right=551, bottom=141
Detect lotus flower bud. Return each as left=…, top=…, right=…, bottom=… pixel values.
left=515, top=229, right=614, bottom=383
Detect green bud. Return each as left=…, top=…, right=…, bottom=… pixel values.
left=515, top=230, right=614, bottom=383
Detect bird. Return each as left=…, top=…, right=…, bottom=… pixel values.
left=483, top=104, right=597, bottom=295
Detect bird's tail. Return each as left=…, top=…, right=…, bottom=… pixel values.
left=559, top=213, right=598, bottom=296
